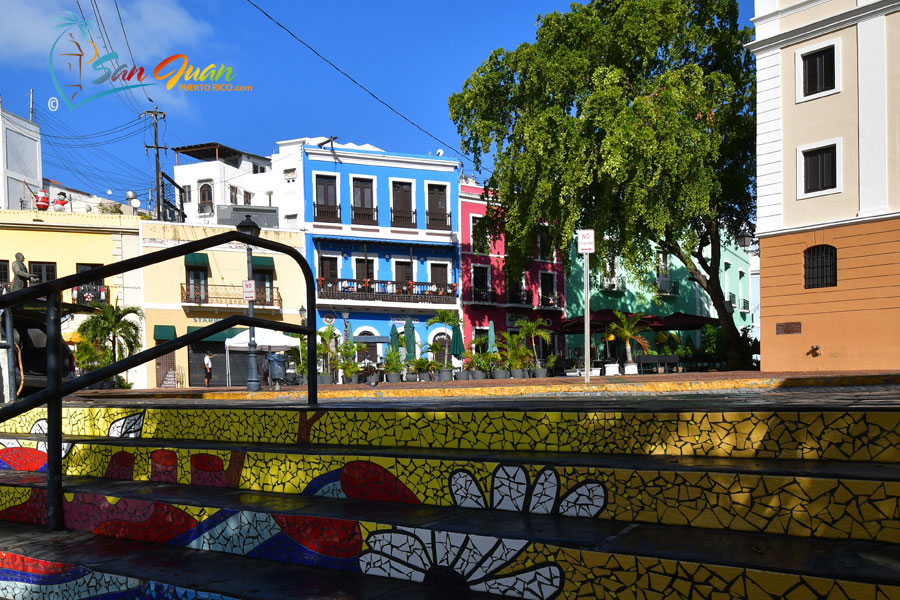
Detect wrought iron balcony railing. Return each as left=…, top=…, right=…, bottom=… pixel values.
left=539, top=292, right=562, bottom=308
left=390, top=208, right=416, bottom=228
left=656, top=277, right=679, bottom=296
left=314, top=203, right=340, bottom=223
left=180, top=284, right=282, bottom=308
left=351, top=206, right=377, bottom=226
left=318, top=278, right=457, bottom=304
left=426, top=211, right=451, bottom=231
left=471, top=288, right=494, bottom=303
left=602, top=276, right=626, bottom=291
left=507, top=289, right=531, bottom=305
left=71, top=284, right=109, bottom=305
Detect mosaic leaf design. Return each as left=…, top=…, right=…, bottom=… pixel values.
left=107, top=411, right=145, bottom=438
left=359, top=526, right=563, bottom=600
left=491, top=466, right=528, bottom=511
left=528, top=469, right=559, bottom=514
left=450, top=470, right=487, bottom=509
left=558, top=482, right=606, bottom=517
left=30, top=420, right=72, bottom=458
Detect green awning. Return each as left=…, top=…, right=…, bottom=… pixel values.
left=187, top=326, right=246, bottom=343
left=251, top=256, right=275, bottom=270
left=153, top=325, right=176, bottom=341
left=184, top=253, right=209, bottom=268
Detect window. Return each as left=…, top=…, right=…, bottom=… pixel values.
left=253, top=163, right=265, bottom=174
left=357, top=331, right=377, bottom=363
left=508, top=276, right=527, bottom=304
left=76, top=264, right=103, bottom=286
left=355, top=258, right=375, bottom=281
left=314, top=175, right=339, bottom=223
left=182, top=184, right=191, bottom=204
left=391, top=181, right=415, bottom=227
left=803, top=145, right=837, bottom=194
left=199, top=183, right=213, bottom=214
left=431, top=264, right=448, bottom=285
left=433, top=332, right=450, bottom=366
left=253, top=270, right=274, bottom=304
left=803, top=46, right=835, bottom=97
left=244, top=191, right=252, bottom=206
left=319, top=256, right=338, bottom=284
left=472, top=327, right=489, bottom=352
left=539, top=272, right=557, bottom=307
left=426, top=184, right=449, bottom=230
left=471, top=216, right=489, bottom=254
left=657, top=252, right=669, bottom=277
left=804, top=245, right=837, bottom=289
left=537, top=226, right=552, bottom=260
left=283, top=168, right=296, bottom=183
left=472, top=265, right=490, bottom=302
left=229, top=186, right=238, bottom=205
left=395, top=261, right=413, bottom=285
left=352, top=178, right=376, bottom=225
left=29, top=262, right=56, bottom=283
left=0, top=261, right=8, bottom=284
left=185, top=268, right=208, bottom=303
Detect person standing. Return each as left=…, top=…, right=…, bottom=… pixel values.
left=11, top=253, right=38, bottom=291
left=203, top=351, right=214, bottom=387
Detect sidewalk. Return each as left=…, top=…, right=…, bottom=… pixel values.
left=78, top=370, right=900, bottom=400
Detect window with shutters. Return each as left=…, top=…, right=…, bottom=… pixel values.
left=391, top=180, right=415, bottom=228
left=795, top=39, right=840, bottom=103
left=314, top=175, right=339, bottom=223
left=804, top=245, right=837, bottom=289
left=797, top=139, right=841, bottom=199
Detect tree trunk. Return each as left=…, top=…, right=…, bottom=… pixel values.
left=624, top=339, right=634, bottom=363
left=705, top=283, right=746, bottom=370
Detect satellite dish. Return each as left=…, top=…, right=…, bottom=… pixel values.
left=435, top=149, right=444, bottom=157
left=106, top=189, right=112, bottom=196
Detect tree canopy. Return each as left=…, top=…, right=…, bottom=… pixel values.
left=449, top=0, right=755, bottom=367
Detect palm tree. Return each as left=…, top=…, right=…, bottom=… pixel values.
left=426, top=309, right=460, bottom=368
left=514, top=317, right=552, bottom=367
left=76, top=303, right=143, bottom=365
left=316, top=324, right=340, bottom=375
left=609, top=311, right=651, bottom=364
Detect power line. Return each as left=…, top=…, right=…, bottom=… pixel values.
left=87, top=0, right=143, bottom=114
left=243, top=0, right=480, bottom=171
left=113, top=0, right=152, bottom=104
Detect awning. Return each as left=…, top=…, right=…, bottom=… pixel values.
left=187, top=325, right=246, bottom=342
left=184, top=253, right=209, bottom=268
left=251, top=256, right=275, bottom=270
left=153, top=325, right=177, bottom=341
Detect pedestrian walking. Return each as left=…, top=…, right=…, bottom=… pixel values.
left=203, top=351, right=214, bottom=387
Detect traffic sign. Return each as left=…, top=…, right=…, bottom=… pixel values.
left=577, top=229, right=595, bottom=254
left=242, top=280, right=256, bottom=301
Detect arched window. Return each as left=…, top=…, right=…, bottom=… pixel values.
left=357, top=331, right=377, bottom=363
left=804, top=245, right=837, bottom=289
left=199, top=184, right=213, bottom=214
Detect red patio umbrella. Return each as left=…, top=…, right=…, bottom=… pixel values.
left=649, top=311, right=719, bottom=331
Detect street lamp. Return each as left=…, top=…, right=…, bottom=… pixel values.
left=237, top=215, right=262, bottom=391
left=736, top=230, right=754, bottom=249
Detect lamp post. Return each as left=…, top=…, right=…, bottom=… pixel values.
left=737, top=230, right=754, bottom=249
left=237, top=215, right=262, bottom=391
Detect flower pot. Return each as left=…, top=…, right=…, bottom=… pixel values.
left=342, top=374, right=359, bottom=385
left=405, top=372, right=419, bottom=382
left=492, top=369, right=510, bottom=379
left=623, top=363, right=638, bottom=375
left=439, top=369, right=453, bottom=381
left=365, top=373, right=380, bottom=385
left=511, top=369, right=526, bottom=378
left=534, top=368, right=549, bottom=378
left=455, top=370, right=471, bottom=381
left=317, top=374, right=334, bottom=385
left=471, top=370, right=486, bottom=380
left=386, top=372, right=402, bottom=383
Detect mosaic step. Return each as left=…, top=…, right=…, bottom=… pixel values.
left=0, top=520, right=483, bottom=600
left=2, top=434, right=900, bottom=543
left=3, top=404, right=900, bottom=461
left=0, top=473, right=897, bottom=599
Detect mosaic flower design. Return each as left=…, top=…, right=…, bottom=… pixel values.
left=359, top=527, right=563, bottom=599
left=107, top=411, right=145, bottom=438
left=450, top=465, right=606, bottom=517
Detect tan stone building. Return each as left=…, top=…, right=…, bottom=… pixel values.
left=749, top=0, right=900, bottom=370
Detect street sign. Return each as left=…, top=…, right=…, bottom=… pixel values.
left=242, top=280, right=256, bottom=301
left=577, top=229, right=595, bottom=254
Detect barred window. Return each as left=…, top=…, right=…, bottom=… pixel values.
left=804, top=245, right=837, bottom=289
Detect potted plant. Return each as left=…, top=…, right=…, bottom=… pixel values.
left=424, top=340, right=452, bottom=381
left=609, top=311, right=651, bottom=375
left=457, top=349, right=474, bottom=380
left=405, top=358, right=419, bottom=382
left=316, top=324, right=339, bottom=384
left=412, top=356, right=432, bottom=381
left=496, top=331, right=521, bottom=378
left=361, top=362, right=379, bottom=385
left=514, top=317, right=553, bottom=378
left=426, top=309, right=460, bottom=381
left=384, top=347, right=403, bottom=383
left=543, top=354, right=559, bottom=377
left=337, top=340, right=364, bottom=384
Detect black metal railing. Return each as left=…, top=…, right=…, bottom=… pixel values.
left=657, top=277, right=679, bottom=296
left=426, top=211, right=451, bottom=231
left=539, top=292, right=561, bottom=308
left=71, top=284, right=109, bottom=305
left=507, top=289, right=530, bottom=305
left=472, top=288, right=494, bottom=303
left=318, top=278, right=456, bottom=304
left=314, top=203, right=340, bottom=223
left=351, top=206, right=377, bottom=226
left=180, top=284, right=282, bottom=307
left=0, top=228, right=318, bottom=531
left=390, top=208, right=416, bottom=228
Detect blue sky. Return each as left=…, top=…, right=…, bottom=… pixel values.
left=0, top=0, right=755, bottom=206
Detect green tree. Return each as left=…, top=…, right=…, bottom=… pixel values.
left=609, top=311, right=651, bottom=364
left=425, top=309, right=460, bottom=368
left=514, top=317, right=552, bottom=368
left=449, top=0, right=754, bottom=369
left=76, top=303, right=143, bottom=365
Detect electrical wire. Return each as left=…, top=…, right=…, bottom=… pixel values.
left=87, top=0, right=143, bottom=114
left=113, top=0, right=152, bottom=104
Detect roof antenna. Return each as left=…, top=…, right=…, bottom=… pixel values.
left=317, top=136, right=338, bottom=150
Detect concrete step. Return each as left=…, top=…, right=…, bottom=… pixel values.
left=0, top=520, right=497, bottom=599
left=0, top=473, right=897, bottom=599
left=3, top=403, right=900, bottom=460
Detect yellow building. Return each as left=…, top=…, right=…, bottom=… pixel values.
left=749, top=0, right=900, bottom=370
left=140, top=221, right=308, bottom=388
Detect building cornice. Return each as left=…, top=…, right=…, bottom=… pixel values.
left=304, top=147, right=458, bottom=172
left=0, top=221, right=138, bottom=235
left=756, top=210, right=900, bottom=238
left=747, top=0, right=900, bottom=53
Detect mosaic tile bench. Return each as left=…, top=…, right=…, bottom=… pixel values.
left=0, top=402, right=897, bottom=599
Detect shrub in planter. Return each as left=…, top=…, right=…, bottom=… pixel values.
left=361, top=363, right=379, bottom=384
left=384, top=348, right=403, bottom=383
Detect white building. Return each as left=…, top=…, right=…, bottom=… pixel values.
left=0, top=106, right=41, bottom=211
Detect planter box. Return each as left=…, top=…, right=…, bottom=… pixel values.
left=405, top=372, right=419, bottom=382
left=455, top=371, right=471, bottom=381
left=510, top=369, right=526, bottom=379
left=316, top=374, right=334, bottom=385
left=342, top=374, right=359, bottom=384
left=471, top=370, right=486, bottom=380
left=438, top=369, right=453, bottom=381
left=365, top=374, right=380, bottom=385
left=534, top=368, right=549, bottom=378
left=385, top=372, right=402, bottom=383
left=492, top=370, right=510, bottom=379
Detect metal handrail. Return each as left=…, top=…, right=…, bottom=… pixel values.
left=0, top=229, right=318, bottom=531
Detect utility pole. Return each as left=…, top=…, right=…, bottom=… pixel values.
left=29, top=89, right=33, bottom=121
left=142, top=106, right=167, bottom=221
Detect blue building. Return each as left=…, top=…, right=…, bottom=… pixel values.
left=294, top=138, right=461, bottom=362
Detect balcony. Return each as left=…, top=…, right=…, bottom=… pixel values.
left=426, top=211, right=451, bottom=231
left=180, top=284, right=282, bottom=308
left=72, top=284, right=109, bottom=305
left=390, top=208, right=416, bottom=228
left=351, top=206, right=377, bottom=226
left=656, top=277, right=679, bottom=296
left=471, top=288, right=495, bottom=304
left=602, top=276, right=626, bottom=292
left=314, top=203, right=340, bottom=223
left=539, top=292, right=562, bottom=308
left=741, top=298, right=750, bottom=313
left=318, top=278, right=456, bottom=304
left=507, top=289, right=531, bottom=305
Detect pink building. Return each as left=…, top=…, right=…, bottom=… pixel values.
left=459, top=182, right=566, bottom=358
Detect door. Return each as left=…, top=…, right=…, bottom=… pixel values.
left=253, top=270, right=273, bottom=305
left=155, top=347, right=176, bottom=388
left=427, top=185, right=447, bottom=229
left=186, top=268, right=208, bottom=303
left=355, top=258, right=375, bottom=281
left=395, top=261, right=413, bottom=292
left=540, top=272, right=556, bottom=306
left=319, top=256, right=338, bottom=285
left=392, top=181, right=413, bottom=226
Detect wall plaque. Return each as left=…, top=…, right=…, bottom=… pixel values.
left=775, top=322, right=802, bottom=335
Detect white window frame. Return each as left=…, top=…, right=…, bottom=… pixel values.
left=795, top=37, right=841, bottom=104
left=796, top=138, right=842, bottom=200
left=471, top=263, right=491, bottom=293
left=315, top=249, right=343, bottom=281
left=538, top=269, right=557, bottom=300
left=427, top=259, right=452, bottom=285
left=351, top=255, right=376, bottom=281
left=349, top=173, right=377, bottom=209
left=311, top=170, right=341, bottom=210
left=388, top=177, right=416, bottom=223
left=424, top=179, right=450, bottom=227
left=391, top=257, right=416, bottom=284
left=469, top=213, right=487, bottom=254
